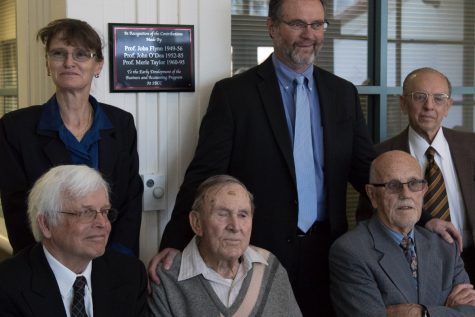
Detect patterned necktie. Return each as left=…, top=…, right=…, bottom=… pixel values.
left=424, top=146, right=450, bottom=220
left=293, top=75, right=317, bottom=232
left=400, top=236, right=417, bottom=279
left=71, top=276, right=88, bottom=317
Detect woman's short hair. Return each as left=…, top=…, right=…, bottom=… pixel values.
left=28, top=165, right=110, bottom=241
left=37, top=18, right=104, bottom=61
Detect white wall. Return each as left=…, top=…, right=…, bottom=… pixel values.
left=14, top=0, right=231, bottom=264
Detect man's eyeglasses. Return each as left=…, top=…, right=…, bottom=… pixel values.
left=280, top=19, right=329, bottom=31
left=370, top=179, right=427, bottom=194
left=405, top=91, right=450, bottom=106
left=46, top=48, right=97, bottom=62
left=59, top=208, right=118, bottom=223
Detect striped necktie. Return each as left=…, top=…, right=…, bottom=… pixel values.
left=71, top=276, right=88, bottom=317
left=293, top=75, right=317, bottom=232
left=423, top=146, right=450, bottom=220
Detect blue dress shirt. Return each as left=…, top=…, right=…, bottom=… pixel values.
left=272, top=54, right=326, bottom=221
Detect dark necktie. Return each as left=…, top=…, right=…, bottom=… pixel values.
left=293, top=75, right=317, bottom=232
left=71, top=276, right=88, bottom=317
left=400, top=236, right=417, bottom=279
left=424, top=146, right=450, bottom=220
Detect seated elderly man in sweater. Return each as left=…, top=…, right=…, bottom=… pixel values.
left=148, top=175, right=302, bottom=316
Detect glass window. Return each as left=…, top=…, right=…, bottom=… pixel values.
left=231, top=0, right=369, bottom=85
left=386, top=0, right=475, bottom=135
left=0, top=0, right=17, bottom=117
left=0, top=0, right=16, bottom=237
left=231, top=0, right=475, bottom=228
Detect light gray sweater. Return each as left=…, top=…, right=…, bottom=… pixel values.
left=148, top=247, right=302, bottom=317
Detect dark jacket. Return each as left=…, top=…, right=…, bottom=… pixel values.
left=0, top=97, right=143, bottom=255
left=0, top=244, right=148, bottom=316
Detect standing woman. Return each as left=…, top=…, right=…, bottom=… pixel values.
left=0, top=19, right=143, bottom=256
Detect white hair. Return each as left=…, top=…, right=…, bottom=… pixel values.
left=28, top=165, right=109, bottom=241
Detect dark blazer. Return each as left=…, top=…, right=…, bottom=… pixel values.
left=356, top=127, right=475, bottom=244
left=160, top=55, right=375, bottom=270
left=0, top=244, right=147, bottom=317
left=0, top=98, right=143, bottom=255
left=330, top=216, right=475, bottom=317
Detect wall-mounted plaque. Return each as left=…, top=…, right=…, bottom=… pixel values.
left=109, top=23, right=194, bottom=92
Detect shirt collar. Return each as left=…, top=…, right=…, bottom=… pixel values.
left=43, top=245, right=93, bottom=299
left=38, top=94, right=113, bottom=132
left=272, top=53, right=314, bottom=89
left=378, top=220, right=415, bottom=245
left=408, top=125, right=447, bottom=161
left=177, top=236, right=268, bottom=282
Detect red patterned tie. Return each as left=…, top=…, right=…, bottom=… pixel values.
left=400, top=236, right=417, bottom=278
left=423, top=146, right=450, bottom=220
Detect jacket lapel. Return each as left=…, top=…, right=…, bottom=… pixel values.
left=414, top=228, right=442, bottom=303
left=98, top=128, right=119, bottom=179
left=392, top=128, right=411, bottom=152
left=257, top=56, right=296, bottom=183
left=91, top=257, right=112, bottom=317
left=91, top=256, right=136, bottom=317
left=28, top=244, right=67, bottom=316
left=443, top=128, right=475, bottom=215
left=314, top=67, right=336, bottom=132
left=369, top=217, right=418, bottom=303
left=39, top=130, right=71, bottom=165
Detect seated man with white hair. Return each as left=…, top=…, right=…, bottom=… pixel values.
left=148, top=175, right=302, bottom=316
left=0, top=165, right=147, bottom=316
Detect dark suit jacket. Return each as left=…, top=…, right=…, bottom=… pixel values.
left=0, top=244, right=148, bottom=317
left=355, top=127, right=475, bottom=245
left=330, top=216, right=475, bottom=317
left=160, top=55, right=376, bottom=270
left=0, top=97, right=143, bottom=255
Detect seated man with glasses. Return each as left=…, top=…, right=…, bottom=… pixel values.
left=330, top=151, right=475, bottom=317
left=356, top=67, right=475, bottom=283
left=0, top=165, right=147, bottom=317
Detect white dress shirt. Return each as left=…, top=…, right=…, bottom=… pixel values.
left=178, top=236, right=268, bottom=307
left=43, top=246, right=94, bottom=317
left=408, top=126, right=471, bottom=247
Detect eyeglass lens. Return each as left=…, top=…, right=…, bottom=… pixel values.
left=411, top=92, right=448, bottom=105
left=283, top=19, right=328, bottom=31
left=385, top=179, right=426, bottom=193
left=79, top=209, right=117, bottom=223
left=47, top=48, right=95, bottom=62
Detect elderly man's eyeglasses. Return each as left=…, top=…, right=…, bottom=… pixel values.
left=405, top=92, right=450, bottom=106
left=370, top=179, right=427, bottom=194
left=280, top=19, right=329, bottom=31
left=59, top=208, right=118, bottom=223
left=46, top=48, right=97, bottom=62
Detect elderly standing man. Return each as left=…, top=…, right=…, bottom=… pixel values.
left=0, top=165, right=147, bottom=317
left=331, top=151, right=475, bottom=317
left=148, top=175, right=302, bottom=317
left=357, top=67, right=475, bottom=282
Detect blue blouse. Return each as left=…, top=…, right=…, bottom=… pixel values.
left=37, top=95, right=113, bottom=169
